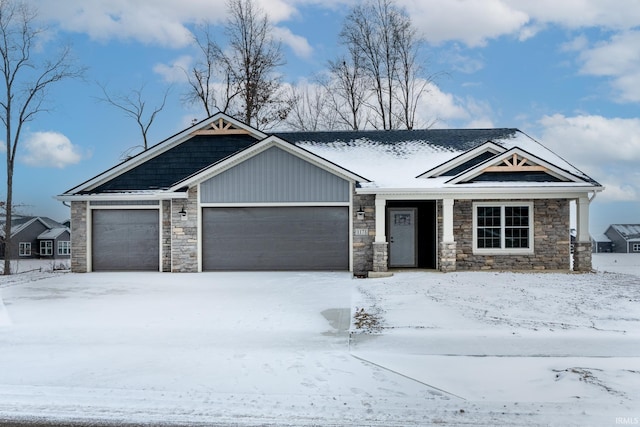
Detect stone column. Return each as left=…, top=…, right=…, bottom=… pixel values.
left=372, top=242, right=389, bottom=272
left=171, top=188, right=199, bottom=272
left=574, top=196, right=593, bottom=272
left=440, top=198, right=456, bottom=272
left=70, top=201, right=88, bottom=273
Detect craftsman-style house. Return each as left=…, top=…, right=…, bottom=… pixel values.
left=57, top=113, right=602, bottom=274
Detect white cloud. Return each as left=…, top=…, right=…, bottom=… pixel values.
left=574, top=30, right=640, bottom=102
left=272, top=27, right=313, bottom=59
left=20, top=132, right=83, bottom=168
left=154, top=55, right=193, bottom=84
left=398, top=0, right=529, bottom=47
left=537, top=114, right=640, bottom=202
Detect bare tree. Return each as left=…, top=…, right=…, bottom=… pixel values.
left=184, top=24, right=235, bottom=117
left=186, top=0, right=286, bottom=128
left=326, top=55, right=369, bottom=130
left=337, top=0, right=430, bottom=130
left=0, top=0, right=83, bottom=275
left=97, top=82, right=171, bottom=158
left=284, top=83, right=333, bottom=131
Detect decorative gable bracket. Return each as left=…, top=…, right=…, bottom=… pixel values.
left=482, top=153, right=547, bottom=173
left=192, top=117, right=251, bottom=136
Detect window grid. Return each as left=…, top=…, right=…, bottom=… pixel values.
left=19, top=242, right=31, bottom=256
left=633, top=243, right=640, bottom=252
left=475, top=204, right=531, bottom=252
left=58, top=241, right=71, bottom=256
left=40, top=240, right=53, bottom=256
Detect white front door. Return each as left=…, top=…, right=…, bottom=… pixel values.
left=388, top=208, right=417, bottom=267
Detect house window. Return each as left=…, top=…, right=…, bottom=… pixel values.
left=40, top=240, right=53, bottom=256
left=473, top=202, right=534, bottom=254
left=633, top=243, right=640, bottom=252
left=58, top=241, right=71, bottom=256
left=19, top=242, right=31, bottom=256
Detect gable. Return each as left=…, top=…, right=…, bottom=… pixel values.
left=418, top=141, right=505, bottom=179
left=446, top=148, right=586, bottom=185
left=87, top=134, right=257, bottom=193
left=200, top=146, right=351, bottom=203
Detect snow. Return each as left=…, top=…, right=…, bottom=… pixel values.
left=298, top=131, right=596, bottom=190
left=0, top=256, right=638, bottom=425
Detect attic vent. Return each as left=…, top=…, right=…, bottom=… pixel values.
left=482, top=153, right=547, bottom=173
left=192, top=118, right=250, bottom=136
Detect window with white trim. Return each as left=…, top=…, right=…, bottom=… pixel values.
left=19, top=242, right=31, bottom=256
left=473, top=202, right=534, bottom=254
left=633, top=243, right=640, bottom=252
left=58, top=241, right=71, bottom=256
left=40, top=240, right=53, bottom=256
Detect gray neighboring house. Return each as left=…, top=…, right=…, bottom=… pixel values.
left=591, top=234, right=613, bottom=253
left=57, top=112, right=603, bottom=274
left=604, top=224, right=640, bottom=253
left=0, top=216, right=71, bottom=260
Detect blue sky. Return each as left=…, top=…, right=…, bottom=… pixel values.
left=5, top=0, right=640, bottom=234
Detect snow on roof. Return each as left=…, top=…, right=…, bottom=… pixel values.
left=37, top=227, right=69, bottom=240
left=610, top=224, right=640, bottom=239
left=294, top=130, right=598, bottom=190
left=592, top=234, right=611, bottom=242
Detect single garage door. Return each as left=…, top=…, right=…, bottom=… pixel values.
left=92, top=209, right=160, bottom=271
left=203, top=207, right=348, bottom=271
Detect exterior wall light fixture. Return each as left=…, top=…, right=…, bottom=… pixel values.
left=356, top=206, right=365, bottom=220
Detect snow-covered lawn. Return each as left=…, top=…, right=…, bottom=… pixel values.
left=0, top=254, right=637, bottom=426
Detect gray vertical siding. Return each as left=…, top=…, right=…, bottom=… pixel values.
left=200, top=146, right=350, bottom=203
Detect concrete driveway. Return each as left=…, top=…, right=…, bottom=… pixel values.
left=0, top=272, right=447, bottom=426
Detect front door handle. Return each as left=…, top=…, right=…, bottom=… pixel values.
left=389, top=237, right=394, bottom=243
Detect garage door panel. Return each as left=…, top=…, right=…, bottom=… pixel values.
left=92, top=209, right=159, bottom=271
left=203, top=207, right=348, bottom=271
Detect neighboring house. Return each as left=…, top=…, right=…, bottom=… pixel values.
left=591, top=234, right=613, bottom=253
left=604, top=224, right=640, bottom=253
left=0, top=216, right=71, bottom=260
left=57, top=113, right=603, bottom=274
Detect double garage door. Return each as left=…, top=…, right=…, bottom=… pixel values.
left=203, top=207, right=349, bottom=271
left=92, top=207, right=349, bottom=271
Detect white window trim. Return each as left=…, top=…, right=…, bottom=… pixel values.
left=40, top=240, right=53, bottom=256
left=633, top=243, right=640, bottom=252
left=473, top=201, right=534, bottom=255
left=58, top=240, right=71, bottom=256
left=19, top=242, right=31, bottom=257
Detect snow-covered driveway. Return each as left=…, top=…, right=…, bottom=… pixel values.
left=0, top=272, right=447, bottom=426
left=0, top=259, right=638, bottom=426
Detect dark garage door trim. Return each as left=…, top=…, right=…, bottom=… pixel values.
left=202, top=206, right=349, bottom=271
left=91, top=208, right=160, bottom=272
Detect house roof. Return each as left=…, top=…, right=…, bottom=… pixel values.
left=0, top=216, right=67, bottom=238
left=38, top=227, right=69, bottom=240
left=59, top=113, right=602, bottom=199
left=609, top=224, right=640, bottom=240
left=281, top=129, right=601, bottom=191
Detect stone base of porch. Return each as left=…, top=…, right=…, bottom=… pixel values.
left=372, top=242, right=389, bottom=272
left=440, top=241, right=457, bottom=272
left=573, top=241, right=593, bottom=272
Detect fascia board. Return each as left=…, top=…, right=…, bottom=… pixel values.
left=169, top=135, right=370, bottom=191
left=55, top=191, right=189, bottom=202
left=356, top=185, right=604, bottom=199
left=445, top=147, right=589, bottom=184
left=62, top=113, right=266, bottom=195
left=417, top=141, right=506, bottom=178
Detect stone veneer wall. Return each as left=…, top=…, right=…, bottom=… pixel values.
left=454, top=199, right=571, bottom=271
left=352, top=193, right=375, bottom=275
left=573, top=241, right=593, bottom=272
left=162, top=200, right=172, bottom=272
left=171, top=187, right=199, bottom=272
left=70, top=201, right=88, bottom=273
